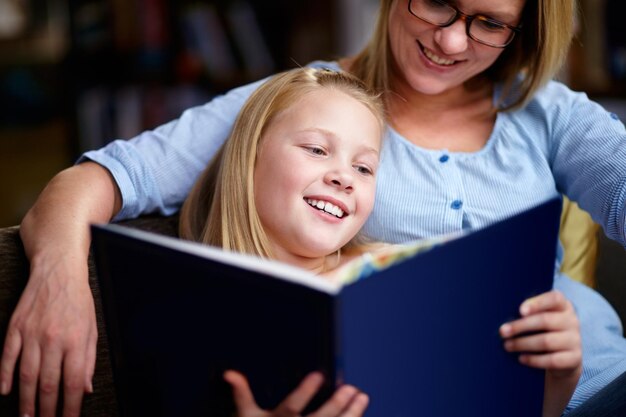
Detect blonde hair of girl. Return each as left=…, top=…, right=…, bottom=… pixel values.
left=179, top=67, right=385, bottom=261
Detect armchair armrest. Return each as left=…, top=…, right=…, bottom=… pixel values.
left=0, top=215, right=179, bottom=416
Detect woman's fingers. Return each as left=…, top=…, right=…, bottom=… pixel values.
left=500, top=291, right=577, bottom=338
left=18, top=340, right=41, bottom=417
left=37, top=345, right=63, bottom=417
left=62, top=347, right=91, bottom=417
left=499, top=290, right=581, bottom=373
left=518, top=350, right=583, bottom=370
left=500, top=310, right=578, bottom=337
left=503, top=330, right=579, bottom=354
left=84, top=326, right=97, bottom=394
left=1, top=260, right=97, bottom=417
left=0, top=322, right=22, bottom=395
left=519, top=291, right=569, bottom=316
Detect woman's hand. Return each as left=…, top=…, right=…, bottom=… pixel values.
left=0, top=162, right=121, bottom=417
left=499, top=290, right=582, bottom=417
left=224, top=370, right=369, bottom=417
left=1, top=255, right=97, bottom=417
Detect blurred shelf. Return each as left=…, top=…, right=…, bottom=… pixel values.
left=0, top=120, right=72, bottom=227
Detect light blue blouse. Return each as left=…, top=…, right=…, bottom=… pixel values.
left=81, top=61, right=626, bottom=413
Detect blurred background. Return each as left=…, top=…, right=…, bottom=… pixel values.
left=0, top=0, right=624, bottom=319
left=0, top=0, right=379, bottom=226
left=0, top=0, right=625, bottom=227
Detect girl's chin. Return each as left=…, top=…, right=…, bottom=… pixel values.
left=302, top=242, right=347, bottom=258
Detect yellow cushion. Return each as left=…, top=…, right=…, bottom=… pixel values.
left=559, top=197, right=599, bottom=287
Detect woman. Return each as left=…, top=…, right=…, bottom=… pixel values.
left=2, top=0, right=624, bottom=416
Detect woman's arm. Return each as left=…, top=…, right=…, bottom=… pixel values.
left=0, top=162, right=121, bottom=417
left=499, top=290, right=582, bottom=417
left=545, top=83, right=626, bottom=246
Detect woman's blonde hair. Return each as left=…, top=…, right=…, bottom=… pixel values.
left=351, top=0, right=576, bottom=110
left=179, top=67, right=384, bottom=259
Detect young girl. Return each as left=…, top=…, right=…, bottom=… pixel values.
left=180, top=67, right=384, bottom=417
left=178, top=67, right=581, bottom=417
left=179, top=67, right=384, bottom=274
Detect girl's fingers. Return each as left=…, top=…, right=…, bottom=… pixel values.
left=339, top=392, right=369, bottom=417
left=225, top=371, right=325, bottom=417
left=311, top=385, right=358, bottom=417
left=224, top=370, right=263, bottom=417
left=224, top=371, right=369, bottom=417
left=274, top=372, right=324, bottom=417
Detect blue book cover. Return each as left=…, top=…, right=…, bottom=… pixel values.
left=91, top=197, right=561, bottom=417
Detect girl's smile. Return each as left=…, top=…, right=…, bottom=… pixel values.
left=253, top=88, right=381, bottom=270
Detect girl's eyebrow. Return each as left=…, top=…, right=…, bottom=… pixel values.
left=297, top=127, right=334, bottom=138
left=297, top=127, right=380, bottom=156
left=359, top=146, right=380, bottom=158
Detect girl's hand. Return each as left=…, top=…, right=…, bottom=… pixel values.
left=499, top=290, right=582, bottom=417
left=224, top=370, right=369, bottom=417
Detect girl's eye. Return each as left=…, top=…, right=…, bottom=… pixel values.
left=354, top=165, right=374, bottom=175
left=304, top=146, right=327, bottom=156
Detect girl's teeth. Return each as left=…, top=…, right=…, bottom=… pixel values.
left=306, top=199, right=345, bottom=218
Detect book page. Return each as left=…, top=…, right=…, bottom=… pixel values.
left=102, top=224, right=340, bottom=294
left=327, top=232, right=463, bottom=286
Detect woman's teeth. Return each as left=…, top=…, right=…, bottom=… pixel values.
left=423, top=47, right=455, bottom=66
left=306, top=199, right=345, bottom=218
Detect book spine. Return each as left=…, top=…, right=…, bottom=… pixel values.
left=333, top=296, right=345, bottom=387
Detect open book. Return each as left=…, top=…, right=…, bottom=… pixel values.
left=91, top=198, right=562, bottom=417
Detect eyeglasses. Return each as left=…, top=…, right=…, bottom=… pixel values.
left=407, top=0, right=522, bottom=48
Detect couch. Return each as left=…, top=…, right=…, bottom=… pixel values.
left=0, top=215, right=179, bottom=416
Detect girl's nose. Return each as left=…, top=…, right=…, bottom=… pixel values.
left=433, top=19, right=469, bottom=55
left=324, top=169, right=354, bottom=192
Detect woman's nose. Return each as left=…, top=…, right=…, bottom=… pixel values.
left=434, top=19, right=469, bottom=55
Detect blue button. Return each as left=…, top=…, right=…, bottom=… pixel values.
left=451, top=200, right=463, bottom=210
left=610, top=112, right=619, bottom=121
left=439, top=155, right=449, bottom=163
